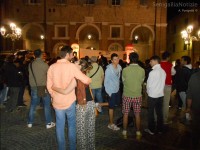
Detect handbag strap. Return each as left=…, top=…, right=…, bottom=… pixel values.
left=30, top=62, right=38, bottom=86
left=89, top=65, right=100, bottom=78
left=89, top=87, right=94, bottom=102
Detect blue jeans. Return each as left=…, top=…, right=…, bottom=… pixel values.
left=28, top=88, right=52, bottom=125
left=92, top=88, right=103, bottom=103
left=179, top=92, right=186, bottom=109
left=54, top=102, right=76, bottom=150
left=0, top=84, right=9, bottom=104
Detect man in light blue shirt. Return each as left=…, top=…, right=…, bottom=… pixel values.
left=104, top=53, right=121, bottom=131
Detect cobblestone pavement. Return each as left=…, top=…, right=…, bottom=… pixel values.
left=0, top=90, right=194, bottom=150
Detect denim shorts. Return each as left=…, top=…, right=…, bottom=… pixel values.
left=108, top=91, right=120, bottom=109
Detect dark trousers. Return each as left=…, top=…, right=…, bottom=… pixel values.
left=147, top=96, right=163, bottom=132
left=191, top=111, right=200, bottom=150
left=177, top=92, right=182, bottom=108
left=17, top=86, right=25, bottom=105
left=6, top=87, right=20, bottom=111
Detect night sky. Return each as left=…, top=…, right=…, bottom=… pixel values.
left=167, top=0, right=200, bottom=20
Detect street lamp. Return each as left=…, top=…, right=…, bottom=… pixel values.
left=133, top=35, right=139, bottom=44
left=181, top=25, right=200, bottom=61
left=87, top=34, right=92, bottom=39
left=40, top=35, right=44, bottom=40
left=0, top=22, right=22, bottom=52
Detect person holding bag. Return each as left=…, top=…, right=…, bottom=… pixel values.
left=87, top=56, right=104, bottom=112
left=27, top=49, right=55, bottom=129
left=52, top=59, right=96, bottom=150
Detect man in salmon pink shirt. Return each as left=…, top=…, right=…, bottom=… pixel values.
left=47, top=46, right=91, bottom=150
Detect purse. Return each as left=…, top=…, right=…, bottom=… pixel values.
left=37, top=86, right=46, bottom=97
left=30, top=62, right=47, bottom=97
left=76, top=80, right=98, bottom=117
left=76, top=80, right=87, bottom=105
left=89, top=87, right=98, bottom=117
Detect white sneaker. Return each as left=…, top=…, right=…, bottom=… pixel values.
left=108, top=124, right=120, bottom=131
left=122, top=130, right=127, bottom=139
left=136, top=131, right=142, bottom=140
left=46, top=122, right=56, bottom=129
left=144, top=129, right=154, bottom=135
left=27, top=124, right=32, bottom=128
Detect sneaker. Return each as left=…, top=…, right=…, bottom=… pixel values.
left=178, top=107, right=182, bottom=110
left=5, top=109, right=13, bottom=113
left=46, top=122, right=56, bottom=129
left=136, top=131, right=142, bottom=140
left=17, top=103, right=27, bottom=107
left=122, top=130, right=127, bottom=139
left=144, top=129, right=154, bottom=135
left=164, top=120, right=172, bottom=125
left=108, top=124, right=120, bottom=131
left=95, top=103, right=102, bottom=112
left=27, top=124, right=32, bottom=128
left=0, top=104, right=5, bottom=108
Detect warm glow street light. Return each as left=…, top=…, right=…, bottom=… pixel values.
left=40, top=35, right=44, bottom=40
left=135, top=35, right=139, bottom=40
left=181, top=25, right=200, bottom=62
left=133, top=35, right=139, bottom=44
left=0, top=22, right=22, bottom=52
left=87, top=34, right=92, bottom=39
left=181, top=25, right=200, bottom=43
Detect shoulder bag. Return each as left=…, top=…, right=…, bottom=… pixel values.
left=30, top=62, right=47, bottom=97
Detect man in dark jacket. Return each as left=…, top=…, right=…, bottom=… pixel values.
left=3, top=56, right=22, bottom=112
left=186, top=68, right=200, bottom=150
left=176, top=56, right=192, bottom=110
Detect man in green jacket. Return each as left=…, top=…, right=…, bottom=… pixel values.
left=122, top=52, right=145, bottom=140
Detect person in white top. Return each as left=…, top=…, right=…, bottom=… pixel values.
left=145, top=55, right=166, bottom=135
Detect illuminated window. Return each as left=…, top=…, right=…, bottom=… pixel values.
left=183, top=43, right=187, bottom=50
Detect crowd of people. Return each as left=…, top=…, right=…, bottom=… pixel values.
left=0, top=47, right=200, bottom=150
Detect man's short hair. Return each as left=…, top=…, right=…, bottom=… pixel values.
left=162, top=51, right=170, bottom=60
left=59, top=46, right=73, bottom=58
left=129, top=52, right=139, bottom=63
left=150, top=55, right=161, bottom=63
left=111, top=53, right=118, bottom=60
left=34, top=49, right=42, bottom=58
left=181, top=56, right=191, bottom=64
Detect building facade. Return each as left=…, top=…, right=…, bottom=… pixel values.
left=1, top=0, right=167, bottom=60
left=167, top=10, right=200, bottom=63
